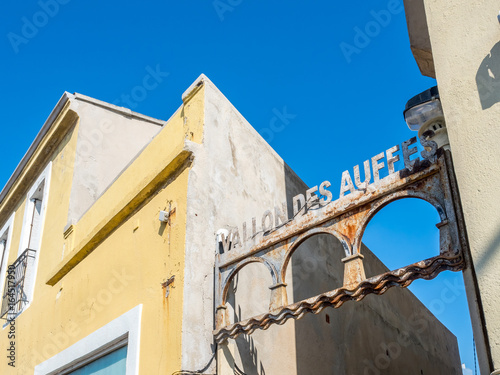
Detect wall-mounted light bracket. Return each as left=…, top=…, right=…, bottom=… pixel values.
left=159, top=207, right=176, bottom=223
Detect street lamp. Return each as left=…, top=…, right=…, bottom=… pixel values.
left=403, top=86, right=449, bottom=149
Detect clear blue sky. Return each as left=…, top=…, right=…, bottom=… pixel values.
left=0, top=0, right=474, bottom=373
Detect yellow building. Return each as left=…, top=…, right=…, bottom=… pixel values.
left=0, top=78, right=203, bottom=373
left=0, top=75, right=461, bottom=374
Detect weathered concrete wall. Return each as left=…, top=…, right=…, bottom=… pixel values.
left=181, top=75, right=301, bottom=372
left=290, top=238, right=460, bottom=375
left=67, top=94, right=163, bottom=225
left=231, top=235, right=461, bottom=375
left=182, top=75, right=461, bottom=374
left=410, top=1, right=500, bottom=372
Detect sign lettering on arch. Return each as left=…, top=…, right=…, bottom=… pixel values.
left=217, top=136, right=438, bottom=254
left=213, top=134, right=465, bottom=344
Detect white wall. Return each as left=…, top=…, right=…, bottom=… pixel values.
left=67, top=96, right=163, bottom=225
left=418, top=0, right=500, bottom=371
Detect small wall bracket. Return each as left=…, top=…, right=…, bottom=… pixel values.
left=159, top=207, right=176, bottom=223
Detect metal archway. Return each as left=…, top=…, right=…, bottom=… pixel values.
left=214, top=138, right=465, bottom=344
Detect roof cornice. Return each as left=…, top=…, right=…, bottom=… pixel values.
left=0, top=92, right=167, bottom=221
left=0, top=92, right=75, bottom=207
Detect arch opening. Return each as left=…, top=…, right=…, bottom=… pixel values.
left=284, top=232, right=345, bottom=304
left=224, top=260, right=275, bottom=323
left=222, top=258, right=277, bottom=306
left=281, top=227, right=350, bottom=284
left=361, top=197, right=442, bottom=275
left=360, top=197, right=475, bottom=373
left=225, top=261, right=276, bottom=375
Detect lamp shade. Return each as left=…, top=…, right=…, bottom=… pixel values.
left=403, top=86, right=443, bottom=131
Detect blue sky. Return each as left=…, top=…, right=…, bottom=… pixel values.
left=1, top=0, right=474, bottom=372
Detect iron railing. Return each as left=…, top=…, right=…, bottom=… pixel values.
left=0, top=249, right=36, bottom=319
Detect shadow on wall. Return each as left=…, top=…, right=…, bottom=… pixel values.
left=235, top=331, right=266, bottom=375
left=473, top=221, right=500, bottom=274
left=476, top=41, right=500, bottom=110
left=229, top=266, right=270, bottom=375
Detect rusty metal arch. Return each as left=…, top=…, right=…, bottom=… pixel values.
left=214, top=145, right=467, bottom=344
left=352, top=190, right=448, bottom=255
left=221, top=256, right=278, bottom=305
left=281, top=227, right=351, bottom=283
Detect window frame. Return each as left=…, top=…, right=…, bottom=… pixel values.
left=34, top=304, right=142, bottom=375
left=0, top=213, right=15, bottom=301
left=17, top=162, right=52, bottom=312
left=58, top=336, right=128, bottom=375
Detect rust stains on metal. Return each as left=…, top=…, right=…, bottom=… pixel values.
left=342, top=253, right=366, bottom=288
left=213, top=252, right=464, bottom=344
left=213, top=141, right=464, bottom=342
left=217, top=161, right=442, bottom=270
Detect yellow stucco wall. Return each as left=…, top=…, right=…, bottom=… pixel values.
left=0, top=84, right=205, bottom=374
left=0, top=106, right=81, bottom=373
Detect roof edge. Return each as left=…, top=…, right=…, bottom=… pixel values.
left=182, top=74, right=214, bottom=103
left=403, top=0, right=436, bottom=78
left=0, top=91, right=168, bottom=207
left=0, top=92, right=74, bottom=205
left=73, top=93, right=166, bottom=126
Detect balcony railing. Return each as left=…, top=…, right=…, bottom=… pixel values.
left=0, top=249, right=36, bottom=319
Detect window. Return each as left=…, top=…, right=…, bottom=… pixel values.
left=0, top=213, right=15, bottom=319
left=12, top=162, right=51, bottom=315
left=64, top=340, right=127, bottom=375
left=34, top=305, right=142, bottom=375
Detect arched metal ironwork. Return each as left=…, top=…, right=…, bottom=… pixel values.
left=281, top=227, right=351, bottom=282
left=214, top=142, right=465, bottom=344
left=221, top=257, right=278, bottom=306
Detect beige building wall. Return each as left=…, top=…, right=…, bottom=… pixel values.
left=66, top=94, right=164, bottom=224
left=404, top=1, right=500, bottom=373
